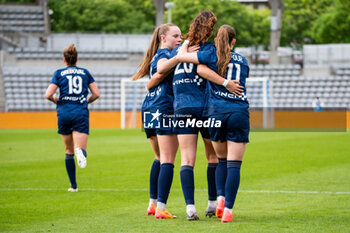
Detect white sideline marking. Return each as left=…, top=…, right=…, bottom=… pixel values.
left=0, top=188, right=349, bottom=195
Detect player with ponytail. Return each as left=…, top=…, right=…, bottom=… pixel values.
left=169, top=10, right=242, bottom=221
left=178, top=24, right=249, bottom=223
left=132, top=23, right=182, bottom=219
left=45, top=44, right=100, bottom=192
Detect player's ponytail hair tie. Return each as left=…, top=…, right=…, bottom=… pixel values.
left=63, top=44, right=78, bottom=66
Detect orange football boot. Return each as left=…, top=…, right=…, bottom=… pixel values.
left=215, top=198, right=225, bottom=218
left=155, top=208, right=176, bottom=219
left=221, top=209, right=234, bottom=223
left=147, top=203, right=156, bottom=215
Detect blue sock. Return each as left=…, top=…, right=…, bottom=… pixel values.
left=180, top=165, right=195, bottom=205
left=157, top=163, right=174, bottom=204
left=65, top=154, right=77, bottom=189
left=216, top=158, right=227, bottom=197
left=150, top=159, right=160, bottom=199
left=224, top=160, right=242, bottom=209
left=81, top=148, right=87, bottom=157
left=207, top=163, right=218, bottom=201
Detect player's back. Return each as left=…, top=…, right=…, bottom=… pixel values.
left=51, top=66, right=95, bottom=111
left=198, top=48, right=250, bottom=115
left=171, top=42, right=215, bottom=111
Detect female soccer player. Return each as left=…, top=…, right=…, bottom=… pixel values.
left=170, top=10, right=242, bottom=221
left=45, top=44, right=100, bottom=192
left=178, top=24, right=249, bottom=223
left=131, top=23, right=182, bottom=219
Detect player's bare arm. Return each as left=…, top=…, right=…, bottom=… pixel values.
left=87, top=82, right=100, bottom=104
left=45, top=83, right=59, bottom=104
left=146, top=71, right=172, bottom=90
left=157, top=57, right=179, bottom=74
left=157, top=45, right=199, bottom=74
left=177, top=41, right=200, bottom=64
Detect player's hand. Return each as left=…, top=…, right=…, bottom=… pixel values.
left=53, top=94, right=59, bottom=104
left=188, top=45, right=199, bottom=53
left=225, top=80, right=244, bottom=96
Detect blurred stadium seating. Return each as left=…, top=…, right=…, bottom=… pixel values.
left=2, top=63, right=349, bottom=111
left=1, top=3, right=349, bottom=114
left=0, top=6, right=45, bottom=34
left=2, top=66, right=137, bottom=111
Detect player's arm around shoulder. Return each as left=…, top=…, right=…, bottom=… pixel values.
left=146, top=72, right=170, bottom=90
left=87, top=82, right=100, bottom=104
left=197, top=64, right=243, bottom=97
left=177, top=41, right=200, bottom=64
left=157, top=57, right=178, bottom=74
left=147, top=50, right=179, bottom=89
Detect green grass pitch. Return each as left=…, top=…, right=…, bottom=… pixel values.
left=0, top=129, right=349, bottom=232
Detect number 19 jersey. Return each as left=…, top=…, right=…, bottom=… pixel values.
left=50, top=66, right=95, bottom=111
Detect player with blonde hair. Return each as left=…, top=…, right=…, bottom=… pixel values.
left=132, top=23, right=182, bottom=219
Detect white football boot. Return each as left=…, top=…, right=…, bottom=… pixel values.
left=75, top=148, right=87, bottom=168
left=68, top=187, right=78, bottom=192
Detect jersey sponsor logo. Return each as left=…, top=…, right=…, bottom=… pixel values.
left=61, top=94, right=86, bottom=103
left=173, top=75, right=203, bottom=86
left=214, top=90, right=247, bottom=101
left=173, top=62, right=203, bottom=86
left=60, top=68, right=86, bottom=76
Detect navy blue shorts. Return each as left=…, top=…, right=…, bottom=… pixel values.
left=57, top=110, right=89, bottom=135
left=144, top=127, right=174, bottom=139
left=209, top=111, right=249, bottom=143
left=174, top=108, right=210, bottom=139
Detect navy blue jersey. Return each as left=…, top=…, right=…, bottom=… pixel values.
left=170, top=42, right=215, bottom=111
left=50, top=66, right=95, bottom=112
left=197, top=48, right=250, bottom=115
left=142, top=48, right=174, bottom=113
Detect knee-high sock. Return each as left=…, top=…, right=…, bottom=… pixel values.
left=65, top=154, right=77, bottom=189
left=157, top=163, right=174, bottom=204
left=224, top=160, right=242, bottom=209
left=180, top=165, right=195, bottom=205
left=149, top=159, right=160, bottom=199
left=207, top=163, right=218, bottom=201
left=215, top=158, right=227, bottom=197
